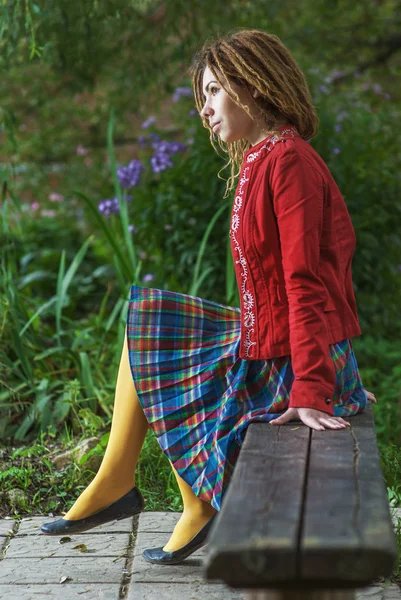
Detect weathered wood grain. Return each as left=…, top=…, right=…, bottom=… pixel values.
left=205, top=422, right=310, bottom=586
left=301, top=403, right=397, bottom=584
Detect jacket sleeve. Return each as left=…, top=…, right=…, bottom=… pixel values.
left=270, top=148, right=336, bottom=416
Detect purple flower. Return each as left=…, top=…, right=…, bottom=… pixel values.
left=128, top=224, right=137, bottom=233
left=98, top=197, right=120, bottom=216
left=150, top=152, right=174, bottom=173
left=117, top=159, right=144, bottom=189
left=152, top=139, right=187, bottom=154
left=188, top=108, right=198, bottom=117
left=172, top=87, right=193, bottom=102
left=373, top=84, right=382, bottom=94
left=97, top=195, right=132, bottom=216
left=334, top=124, right=342, bottom=133
left=138, top=135, right=148, bottom=147
left=318, top=84, right=330, bottom=94
left=169, top=141, right=187, bottom=154
left=151, top=140, right=171, bottom=152
left=141, top=116, right=156, bottom=129
left=150, top=140, right=187, bottom=173
left=384, top=93, right=391, bottom=100
left=143, top=273, right=155, bottom=282
left=332, top=147, right=341, bottom=155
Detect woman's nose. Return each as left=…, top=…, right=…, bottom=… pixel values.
left=200, top=101, right=213, bottom=119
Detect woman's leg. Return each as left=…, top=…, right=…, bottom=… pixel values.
left=64, top=326, right=149, bottom=520
left=162, top=460, right=217, bottom=552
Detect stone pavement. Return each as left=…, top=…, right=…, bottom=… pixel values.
left=0, top=510, right=400, bottom=599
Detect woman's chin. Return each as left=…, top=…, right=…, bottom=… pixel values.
left=219, top=131, right=241, bottom=144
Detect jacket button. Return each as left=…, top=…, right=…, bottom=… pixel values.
left=325, top=398, right=331, bottom=404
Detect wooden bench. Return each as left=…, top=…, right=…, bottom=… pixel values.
left=204, top=403, right=397, bottom=599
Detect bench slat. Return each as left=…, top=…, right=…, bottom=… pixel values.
left=205, top=424, right=310, bottom=585
left=301, top=404, right=397, bottom=583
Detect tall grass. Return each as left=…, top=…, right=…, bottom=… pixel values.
left=0, top=108, right=239, bottom=441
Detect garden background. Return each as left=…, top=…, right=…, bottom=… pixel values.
left=1, top=0, right=401, bottom=573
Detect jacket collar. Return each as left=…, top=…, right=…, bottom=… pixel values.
left=244, top=124, right=300, bottom=164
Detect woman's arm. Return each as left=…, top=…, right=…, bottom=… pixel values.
left=270, top=146, right=337, bottom=418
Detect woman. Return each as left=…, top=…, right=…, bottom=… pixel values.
left=41, top=28, right=376, bottom=565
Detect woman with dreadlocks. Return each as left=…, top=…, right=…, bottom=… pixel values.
left=41, top=28, right=375, bottom=564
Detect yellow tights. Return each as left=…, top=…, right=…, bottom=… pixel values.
left=64, top=326, right=217, bottom=552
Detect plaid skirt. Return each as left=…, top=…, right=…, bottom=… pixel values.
left=126, top=284, right=367, bottom=512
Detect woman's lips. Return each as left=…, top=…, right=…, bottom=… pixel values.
left=212, top=122, right=221, bottom=132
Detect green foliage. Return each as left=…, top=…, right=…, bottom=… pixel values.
left=0, top=430, right=180, bottom=517
left=353, top=336, right=401, bottom=447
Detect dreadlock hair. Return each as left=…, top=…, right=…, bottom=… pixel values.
left=189, top=28, right=319, bottom=198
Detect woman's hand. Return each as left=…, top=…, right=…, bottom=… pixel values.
left=270, top=407, right=350, bottom=431
left=366, top=390, right=377, bottom=403
left=270, top=390, right=377, bottom=431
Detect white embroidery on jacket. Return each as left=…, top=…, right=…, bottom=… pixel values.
left=246, top=126, right=299, bottom=163
left=230, top=166, right=257, bottom=358
left=230, top=126, right=299, bottom=358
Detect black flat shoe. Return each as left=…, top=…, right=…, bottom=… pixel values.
left=40, top=486, right=144, bottom=535
left=143, top=513, right=217, bottom=565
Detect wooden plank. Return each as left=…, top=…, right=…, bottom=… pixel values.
left=205, top=422, right=310, bottom=587
left=301, top=403, right=397, bottom=585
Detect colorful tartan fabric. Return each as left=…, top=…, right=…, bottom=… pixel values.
left=126, top=284, right=367, bottom=512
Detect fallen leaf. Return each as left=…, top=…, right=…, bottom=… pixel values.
left=59, top=575, right=72, bottom=584
left=72, top=543, right=87, bottom=552
left=72, top=543, right=95, bottom=553
left=59, top=536, right=72, bottom=544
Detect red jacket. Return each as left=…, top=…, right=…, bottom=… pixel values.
left=229, top=125, right=362, bottom=416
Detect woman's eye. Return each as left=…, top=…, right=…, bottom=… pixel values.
left=210, top=87, right=219, bottom=96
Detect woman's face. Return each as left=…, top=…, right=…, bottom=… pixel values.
left=200, top=66, right=266, bottom=146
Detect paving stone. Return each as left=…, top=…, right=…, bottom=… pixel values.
left=5, top=531, right=130, bottom=558
left=138, top=511, right=180, bottom=532
left=17, top=515, right=136, bottom=535
left=0, top=556, right=125, bottom=584
left=127, top=582, right=245, bottom=599
left=132, top=532, right=210, bottom=583
left=0, top=519, right=17, bottom=536
left=356, top=583, right=401, bottom=599
left=0, top=583, right=120, bottom=599
left=356, top=584, right=385, bottom=599
left=383, top=583, right=401, bottom=599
